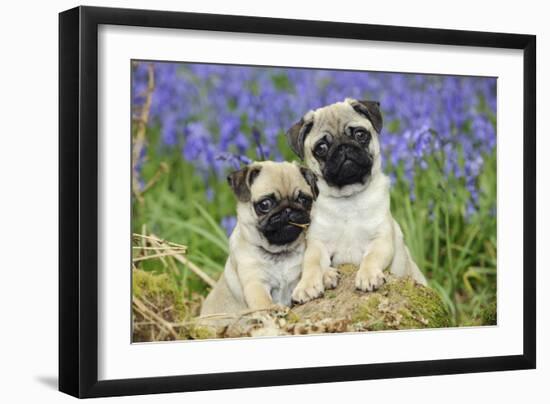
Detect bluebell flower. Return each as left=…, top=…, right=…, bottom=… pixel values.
left=161, top=113, right=178, bottom=146
left=132, top=61, right=496, bottom=215
left=465, top=201, right=477, bottom=218
left=206, top=187, right=214, bottom=202
left=221, top=216, right=237, bottom=236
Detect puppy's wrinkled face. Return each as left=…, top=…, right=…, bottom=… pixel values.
left=286, top=98, right=383, bottom=192
left=228, top=161, right=318, bottom=248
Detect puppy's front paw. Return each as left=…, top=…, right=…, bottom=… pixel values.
left=292, top=275, right=324, bottom=304
left=355, top=268, right=387, bottom=292
left=323, top=267, right=340, bottom=289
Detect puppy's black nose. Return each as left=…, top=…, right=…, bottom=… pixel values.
left=284, top=207, right=292, bottom=215
left=338, top=143, right=357, bottom=155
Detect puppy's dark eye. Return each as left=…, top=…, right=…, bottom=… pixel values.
left=296, top=193, right=312, bottom=207
left=353, top=128, right=371, bottom=144
left=255, top=198, right=274, bottom=214
left=314, top=142, right=329, bottom=159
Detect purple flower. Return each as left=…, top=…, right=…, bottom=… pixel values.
left=132, top=61, right=497, bottom=214
left=183, top=121, right=209, bottom=161
left=221, top=216, right=237, bottom=236
left=216, top=152, right=248, bottom=170
left=162, top=113, right=178, bottom=146
left=206, top=187, right=214, bottom=202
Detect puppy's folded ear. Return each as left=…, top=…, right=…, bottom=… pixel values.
left=227, top=165, right=261, bottom=202
left=286, top=118, right=313, bottom=160
left=300, top=167, right=319, bottom=200
left=351, top=100, right=383, bottom=134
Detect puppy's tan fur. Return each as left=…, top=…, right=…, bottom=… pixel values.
left=201, top=161, right=316, bottom=316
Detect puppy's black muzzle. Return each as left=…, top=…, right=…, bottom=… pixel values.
left=323, top=142, right=372, bottom=187
left=260, top=205, right=310, bottom=246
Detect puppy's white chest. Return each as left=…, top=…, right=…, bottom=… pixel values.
left=309, top=191, right=386, bottom=266
left=265, top=254, right=302, bottom=306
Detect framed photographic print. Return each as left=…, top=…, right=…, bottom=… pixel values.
left=59, top=6, right=536, bottom=398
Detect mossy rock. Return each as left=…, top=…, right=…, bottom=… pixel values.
left=289, top=264, right=451, bottom=332
left=133, top=265, right=451, bottom=341
left=196, top=265, right=450, bottom=338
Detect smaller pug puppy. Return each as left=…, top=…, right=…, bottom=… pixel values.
left=200, top=161, right=318, bottom=316
left=286, top=98, right=427, bottom=303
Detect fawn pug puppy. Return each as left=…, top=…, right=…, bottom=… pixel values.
left=200, top=161, right=318, bottom=316
left=286, top=98, right=427, bottom=303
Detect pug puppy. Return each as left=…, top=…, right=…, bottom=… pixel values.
left=200, top=161, right=318, bottom=316
left=286, top=98, right=427, bottom=303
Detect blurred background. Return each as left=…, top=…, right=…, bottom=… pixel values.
left=131, top=61, right=496, bottom=339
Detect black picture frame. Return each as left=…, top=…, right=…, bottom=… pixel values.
left=59, top=5, right=536, bottom=398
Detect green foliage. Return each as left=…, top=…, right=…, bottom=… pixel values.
left=389, top=150, right=497, bottom=325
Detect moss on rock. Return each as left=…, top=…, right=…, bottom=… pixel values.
left=133, top=265, right=451, bottom=341
left=349, top=277, right=450, bottom=330
left=196, top=265, right=451, bottom=338
left=290, top=264, right=451, bottom=332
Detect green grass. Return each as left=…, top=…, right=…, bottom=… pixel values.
left=133, top=128, right=496, bottom=327
left=389, top=149, right=497, bottom=325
